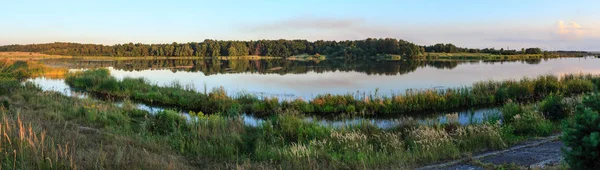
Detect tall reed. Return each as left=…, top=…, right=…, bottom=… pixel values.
left=65, top=68, right=600, bottom=116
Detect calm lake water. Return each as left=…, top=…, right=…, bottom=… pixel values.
left=27, top=57, right=600, bottom=127
left=39, top=57, right=600, bottom=100
left=27, top=77, right=501, bottom=128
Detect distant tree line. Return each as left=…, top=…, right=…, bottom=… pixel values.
left=422, top=43, right=543, bottom=55
left=0, top=38, right=546, bottom=58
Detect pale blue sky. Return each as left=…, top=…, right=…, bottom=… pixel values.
left=1, top=0, right=599, bottom=50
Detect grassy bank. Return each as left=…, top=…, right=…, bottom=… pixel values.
left=0, top=79, right=527, bottom=169
left=65, top=68, right=600, bottom=117
left=0, top=51, right=284, bottom=61
left=425, top=52, right=551, bottom=60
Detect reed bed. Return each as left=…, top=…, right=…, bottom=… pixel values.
left=65, top=68, right=600, bottom=117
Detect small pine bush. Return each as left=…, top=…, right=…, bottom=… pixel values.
left=562, top=107, right=600, bottom=169
left=582, top=93, right=600, bottom=111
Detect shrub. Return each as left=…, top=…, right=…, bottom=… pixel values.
left=269, top=114, right=331, bottom=143
left=582, top=93, right=600, bottom=111
left=591, top=77, right=600, bottom=90
left=534, top=75, right=560, bottom=96
left=539, top=94, right=570, bottom=121
left=500, top=102, right=524, bottom=124
left=151, top=110, right=188, bottom=134
left=0, top=99, right=9, bottom=110
left=562, top=107, right=600, bottom=169
left=510, top=110, right=553, bottom=136
left=563, top=79, right=594, bottom=95
left=0, top=78, right=19, bottom=95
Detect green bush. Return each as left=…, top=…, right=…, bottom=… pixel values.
left=539, top=94, right=569, bottom=121
left=591, top=77, right=600, bottom=90
left=0, top=99, right=9, bottom=110
left=501, top=102, right=524, bottom=124
left=534, top=75, right=560, bottom=96
left=582, top=93, right=600, bottom=111
left=151, top=110, right=188, bottom=134
left=563, top=79, right=594, bottom=95
left=562, top=107, right=600, bottom=170
left=510, top=110, right=553, bottom=136
left=268, top=114, right=331, bottom=143
left=0, top=77, right=20, bottom=95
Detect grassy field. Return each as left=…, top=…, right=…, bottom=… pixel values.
left=0, top=51, right=282, bottom=61
left=1, top=59, right=597, bottom=169
left=0, top=59, right=68, bottom=78
left=0, top=52, right=72, bottom=60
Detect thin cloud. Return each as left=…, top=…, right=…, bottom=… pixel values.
left=240, top=18, right=599, bottom=51
left=556, top=20, right=586, bottom=39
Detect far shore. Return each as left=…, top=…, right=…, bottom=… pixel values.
left=0, top=52, right=283, bottom=61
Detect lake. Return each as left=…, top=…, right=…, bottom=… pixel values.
left=28, top=57, right=600, bottom=127
left=37, top=57, right=600, bottom=100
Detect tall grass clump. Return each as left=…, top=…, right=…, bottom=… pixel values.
left=0, top=114, right=76, bottom=169
left=501, top=102, right=553, bottom=136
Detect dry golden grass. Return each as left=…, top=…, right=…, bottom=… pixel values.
left=0, top=52, right=71, bottom=60
left=0, top=59, right=68, bottom=78
left=0, top=52, right=282, bottom=62
left=0, top=111, right=77, bottom=169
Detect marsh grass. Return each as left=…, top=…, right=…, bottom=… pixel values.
left=0, top=112, right=76, bottom=169
left=0, top=79, right=585, bottom=169
left=66, top=68, right=600, bottom=117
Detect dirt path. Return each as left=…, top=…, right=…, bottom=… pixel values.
left=418, top=134, right=563, bottom=170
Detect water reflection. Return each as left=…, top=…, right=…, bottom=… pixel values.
left=28, top=76, right=500, bottom=128
left=38, top=57, right=600, bottom=100
left=40, top=58, right=550, bottom=76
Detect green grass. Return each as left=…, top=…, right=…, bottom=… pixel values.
left=1, top=77, right=520, bottom=169
left=1, top=59, right=594, bottom=169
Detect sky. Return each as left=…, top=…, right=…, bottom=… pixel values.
left=1, top=0, right=599, bottom=51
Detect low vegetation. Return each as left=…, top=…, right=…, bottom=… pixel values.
left=425, top=53, right=547, bottom=60
left=561, top=93, right=600, bottom=169
left=65, top=68, right=599, bottom=117
left=0, top=80, right=576, bottom=169
left=2, top=59, right=593, bottom=169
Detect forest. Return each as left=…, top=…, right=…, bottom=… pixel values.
left=423, top=43, right=543, bottom=55
left=0, top=38, right=545, bottom=59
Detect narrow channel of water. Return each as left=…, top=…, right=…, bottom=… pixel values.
left=27, top=77, right=501, bottom=128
